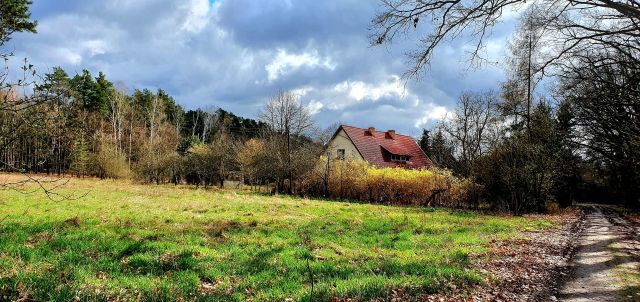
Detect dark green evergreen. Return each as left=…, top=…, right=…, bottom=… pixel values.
left=0, top=0, right=37, bottom=45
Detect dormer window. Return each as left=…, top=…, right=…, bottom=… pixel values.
left=390, top=154, right=410, bottom=162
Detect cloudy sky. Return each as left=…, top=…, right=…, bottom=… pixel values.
left=8, top=0, right=518, bottom=136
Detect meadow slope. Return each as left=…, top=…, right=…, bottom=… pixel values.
left=0, top=175, right=553, bottom=301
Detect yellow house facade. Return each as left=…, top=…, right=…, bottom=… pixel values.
left=326, top=128, right=364, bottom=161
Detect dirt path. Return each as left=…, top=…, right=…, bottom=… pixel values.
left=559, top=206, right=640, bottom=302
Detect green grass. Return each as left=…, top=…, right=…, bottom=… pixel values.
left=0, top=176, right=551, bottom=301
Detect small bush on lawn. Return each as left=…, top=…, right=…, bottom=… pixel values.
left=300, top=159, right=479, bottom=208
left=89, top=146, right=131, bottom=179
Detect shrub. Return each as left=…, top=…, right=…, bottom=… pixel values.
left=545, top=201, right=561, bottom=214
left=300, top=159, right=478, bottom=208
left=89, top=145, right=130, bottom=179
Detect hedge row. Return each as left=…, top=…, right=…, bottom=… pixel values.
left=300, top=159, right=479, bottom=208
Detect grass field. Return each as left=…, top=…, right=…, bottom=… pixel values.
left=0, top=175, right=553, bottom=301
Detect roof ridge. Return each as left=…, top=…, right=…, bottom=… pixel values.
left=341, top=124, right=414, bottom=138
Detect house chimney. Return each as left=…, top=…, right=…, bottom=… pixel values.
left=367, top=127, right=376, bottom=135
left=387, top=130, right=396, bottom=139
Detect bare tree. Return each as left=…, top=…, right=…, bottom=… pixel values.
left=201, top=106, right=218, bottom=143
left=109, top=86, right=128, bottom=155
left=147, top=94, right=164, bottom=146
left=441, top=91, right=501, bottom=176
left=312, top=123, right=340, bottom=197
left=505, top=6, right=546, bottom=131
left=259, top=91, right=314, bottom=194
left=210, top=131, right=239, bottom=188
left=370, top=0, right=640, bottom=77
left=190, top=109, right=201, bottom=138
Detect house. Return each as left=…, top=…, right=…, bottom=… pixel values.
left=327, top=125, right=433, bottom=169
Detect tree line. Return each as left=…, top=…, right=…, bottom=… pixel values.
left=1, top=64, right=326, bottom=192
left=0, top=66, right=276, bottom=182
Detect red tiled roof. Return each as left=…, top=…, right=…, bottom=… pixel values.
left=337, top=125, right=433, bottom=169
left=381, top=144, right=412, bottom=156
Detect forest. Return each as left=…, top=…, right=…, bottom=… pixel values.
left=0, top=66, right=282, bottom=184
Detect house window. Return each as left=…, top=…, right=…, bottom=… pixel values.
left=390, top=154, right=410, bottom=162
left=337, top=149, right=345, bottom=160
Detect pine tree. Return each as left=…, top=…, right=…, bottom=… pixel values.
left=70, top=70, right=98, bottom=110
left=430, top=130, right=456, bottom=170
left=0, top=0, right=37, bottom=46
left=418, top=129, right=432, bottom=157
left=94, top=72, right=113, bottom=116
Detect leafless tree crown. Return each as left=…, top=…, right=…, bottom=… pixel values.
left=370, top=0, right=640, bottom=77
left=259, top=91, right=313, bottom=137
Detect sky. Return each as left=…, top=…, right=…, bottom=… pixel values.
left=7, top=0, right=519, bottom=136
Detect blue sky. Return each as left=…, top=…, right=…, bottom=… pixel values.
left=8, top=0, right=518, bottom=136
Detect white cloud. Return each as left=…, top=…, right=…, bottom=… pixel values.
left=52, top=39, right=107, bottom=65
left=53, top=47, right=83, bottom=65
left=502, top=2, right=531, bottom=21
left=414, top=105, right=451, bottom=128
left=82, top=39, right=108, bottom=56
left=291, top=86, right=314, bottom=97
left=284, top=74, right=452, bottom=131
left=332, top=75, right=406, bottom=102
left=307, top=100, right=324, bottom=115
left=265, top=49, right=335, bottom=81
left=181, top=0, right=211, bottom=33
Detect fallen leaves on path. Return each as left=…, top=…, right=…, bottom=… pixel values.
left=383, top=210, right=582, bottom=302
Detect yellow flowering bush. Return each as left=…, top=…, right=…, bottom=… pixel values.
left=300, top=159, right=479, bottom=208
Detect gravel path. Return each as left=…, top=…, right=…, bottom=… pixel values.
left=559, top=206, right=640, bottom=302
